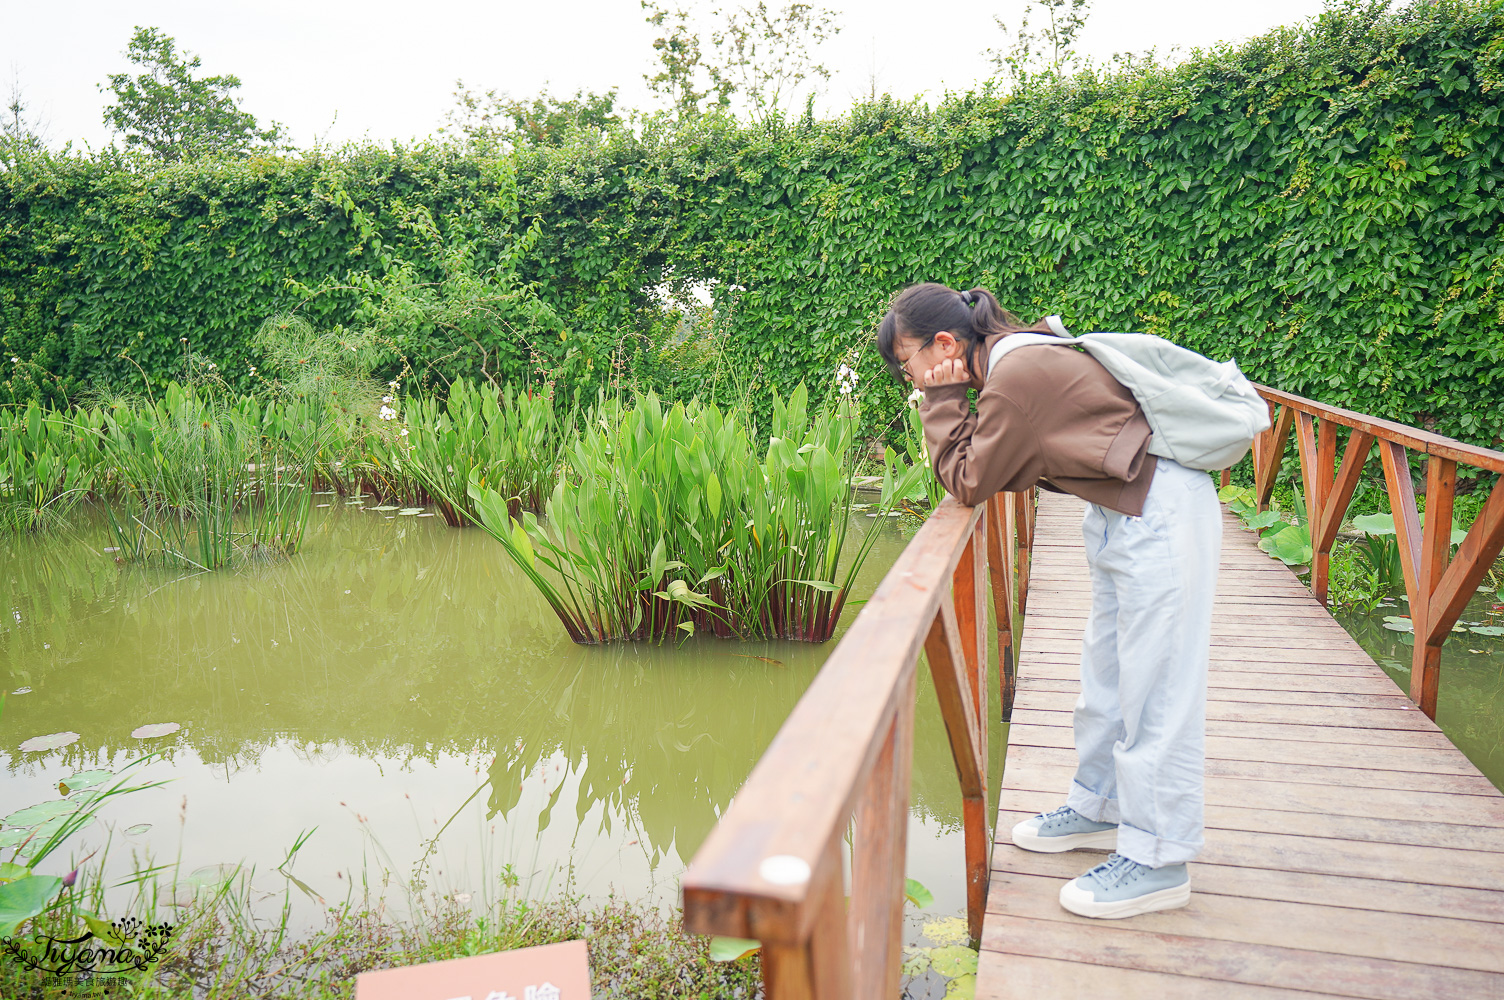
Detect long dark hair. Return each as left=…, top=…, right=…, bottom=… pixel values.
left=876, top=283, right=1033, bottom=382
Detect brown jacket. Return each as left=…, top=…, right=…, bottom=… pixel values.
left=918, top=330, right=1156, bottom=515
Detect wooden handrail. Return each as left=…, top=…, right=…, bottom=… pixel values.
left=682, top=487, right=1034, bottom=998
left=1245, top=384, right=1504, bottom=719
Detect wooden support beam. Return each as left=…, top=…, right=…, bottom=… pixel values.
left=985, top=493, right=1016, bottom=719
left=1424, top=474, right=1504, bottom=648
left=1379, top=440, right=1424, bottom=614
left=1411, top=458, right=1456, bottom=716
left=1254, top=405, right=1295, bottom=511
left=850, top=677, right=915, bottom=1000
left=924, top=588, right=990, bottom=947
left=1314, top=430, right=1376, bottom=553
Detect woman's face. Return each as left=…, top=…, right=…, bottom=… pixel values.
left=894, top=330, right=963, bottom=384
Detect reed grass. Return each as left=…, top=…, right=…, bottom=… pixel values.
left=470, top=386, right=929, bottom=643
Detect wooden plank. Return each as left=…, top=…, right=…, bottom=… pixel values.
left=990, top=849, right=1504, bottom=925
left=1003, top=744, right=1503, bottom=797
left=1007, top=714, right=1455, bottom=750
left=981, top=913, right=1504, bottom=1000
left=995, top=787, right=1504, bottom=852
left=1004, top=726, right=1482, bottom=774
left=987, top=870, right=1504, bottom=974
left=1011, top=695, right=1437, bottom=731
left=975, top=952, right=1331, bottom=1000
left=999, top=762, right=1504, bottom=826
left=1017, top=675, right=1414, bottom=707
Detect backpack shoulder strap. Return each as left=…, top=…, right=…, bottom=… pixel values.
left=986, top=316, right=1077, bottom=375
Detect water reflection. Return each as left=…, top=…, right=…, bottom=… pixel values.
left=1, top=505, right=990, bottom=923
left=1335, top=593, right=1504, bottom=790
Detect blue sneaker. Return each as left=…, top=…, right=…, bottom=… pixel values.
left=1059, top=853, right=1190, bottom=919
left=1010, top=805, right=1117, bottom=853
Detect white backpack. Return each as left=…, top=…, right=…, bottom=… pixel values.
left=987, top=317, right=1271, bottom=471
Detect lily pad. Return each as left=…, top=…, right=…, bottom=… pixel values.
left=923, top=916, right=970, bottom=947
left=708, top=936, right=760, bottom=961
left=1382, top=616, right=1414, bottom=632
left=901, top=948, right=931, bottom=975
left=1469, top=626, right=1504, bottom=636
left=187, top=863, right=244, bottom=889
left=369, top=505, right=399, bottom=512
left=398, top=508, right=424, bottom=515
left=945, top=973, right=977, bottom=999
left=62, top=769, right=113, bottom=792
left=930, top=944, right=979, bottom=977
left=0, top=829, right=29, bottom=849
left=124, top=824, right=152, bottom=836
left=11, top=687, right=30, bottom=695
left=0, top=874, right=64, bottom=938
left=131, top=722, right=180, bottom=739
left=18, top=732, right=79, bottom=753
left=4, top=800, right=78, bottom=828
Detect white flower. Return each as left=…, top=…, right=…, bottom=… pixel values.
left=839, top=383, right=852, bottom=395
left=9, top=357, right=17, bottom=363
left=249, top=366, right=258, bottom=376
left=907, top=388, right=925, bottom=407
left=389, top=380, right=400, bottom=389
left=400, top=428, right=409, bottom=437
left=378, top=405, right=397, bottom=421
left=837, top=364, right=852, bottom=378
left=207, top=362, right=216, bottom=370
left=382, top=395, right=392, bottom=403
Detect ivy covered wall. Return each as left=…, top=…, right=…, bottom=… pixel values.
left=2, top=0, right=1502, bottom=444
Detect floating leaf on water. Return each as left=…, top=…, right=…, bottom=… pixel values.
left=0, top=829, right=28, bottom=849
left=922, top=916, right=970, bottom=947
left=63, top=770, right=113, bottom=792
left=344, top=500, right=365, bottom=506
left=124, top=824, right=151, bottom=836
left=4, top=800, right=79, bottom=829
left=929, top=944, right=979, bottom=978
left=1470, top=626, right=1504, bottom=636
left=945, top=973, right=978, bottom=999
left=187, top=863, right=244, bottom=889
left=1381, top=616, right=1414, bottom=632
left=398, top=508, right=423, bottom=515
left=18, top=732, right=79, bottom=753
left=11, top=687, right=30, bottom=695
left=901, top=948, right=931, bottom=976
left=131, top=723, right=180, bottom=739
left=417, top=513, right=437, bottom=517
left=370, top=505, right=399, bottom=512
left=708, top=936, right=761, bottom=962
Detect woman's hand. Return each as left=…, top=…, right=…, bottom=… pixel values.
left=920, top=358, right=970, bottom=388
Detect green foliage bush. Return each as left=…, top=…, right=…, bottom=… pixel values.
left=3, top=0, right=1502, bottom=447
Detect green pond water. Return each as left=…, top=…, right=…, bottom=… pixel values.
left=0, top=500, right=1005, bottom=944
left=1334, top=592, right=1504, bottom=790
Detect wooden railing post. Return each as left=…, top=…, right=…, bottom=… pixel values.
left=849, top=677, right=914, bottom=1000
left=759, top=839, right=851, bottom=1000
left=985, top=493, right=1016, bottom=718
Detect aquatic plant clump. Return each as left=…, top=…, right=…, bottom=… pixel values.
left=470, top=387, right=927, bottom=643
left=400, top=377, right=569, bottom=527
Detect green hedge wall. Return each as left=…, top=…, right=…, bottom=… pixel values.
left=2, top=0, right=1502, bottom=445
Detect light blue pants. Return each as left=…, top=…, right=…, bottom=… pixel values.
left=1063, top=458, right=1222, bottom=868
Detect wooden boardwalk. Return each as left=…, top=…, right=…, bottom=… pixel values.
left=979, top=491, right=1504, bottom=1000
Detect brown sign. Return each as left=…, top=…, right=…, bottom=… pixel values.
left=353, top=939, right=590, bottom=1000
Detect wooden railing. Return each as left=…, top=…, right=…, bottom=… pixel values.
left=1244, top=385, right=1504, bottom=720
left=681, top=487, right=1035, bottom=998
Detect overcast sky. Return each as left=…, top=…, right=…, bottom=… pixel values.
left=6, top=0, right=1332, bottom=151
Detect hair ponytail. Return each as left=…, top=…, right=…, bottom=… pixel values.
left=876, top=283, right=1029, bottom=382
